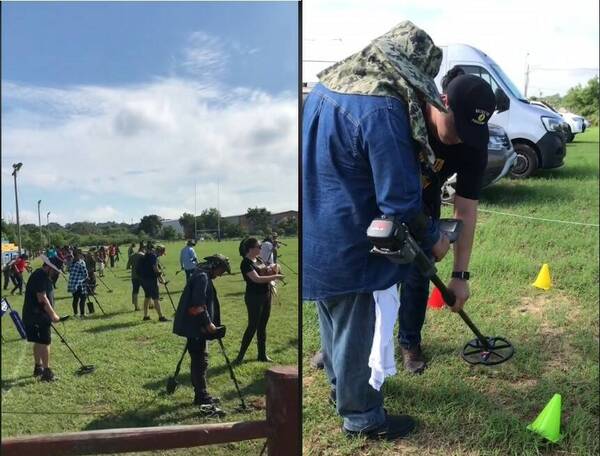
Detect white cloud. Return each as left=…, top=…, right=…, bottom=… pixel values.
left=303, top=0, right=599, bottom=95
left=1, top=77, right=297, bottom=224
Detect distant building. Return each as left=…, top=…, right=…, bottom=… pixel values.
left=161, top=219, right=185, bottom=235
left=221, top=210, right=298, bottom=232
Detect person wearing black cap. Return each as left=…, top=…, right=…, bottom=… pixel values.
left=22, top=255, right=62, bottom=382
left=172, top=254, right=229, bottom=408
left=138, top=242, right=169, bottom=322
left=397, top=67, right=496, bottom=374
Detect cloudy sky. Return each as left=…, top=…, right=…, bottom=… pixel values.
left=2, top=2, right=298, bottom=225
left=304, top=0, right=599, bottom=97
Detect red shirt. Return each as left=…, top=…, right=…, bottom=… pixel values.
left=14, top=258, right=27, bottom=273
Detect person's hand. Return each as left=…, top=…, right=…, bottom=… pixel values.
left=51, top=313, right=61, bottom=323
left=446, top=278, right=470, bottom=313
left=274, top=274, right=285, bottom=280
left=431, top=234, right=450, bottom=262
left=207, top=323, right=218, bottom=334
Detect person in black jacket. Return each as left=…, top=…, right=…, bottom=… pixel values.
left=173, top=254, right=229, bottom=406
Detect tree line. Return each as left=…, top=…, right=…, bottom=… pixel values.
left=1, top=207, right=297, bottom=252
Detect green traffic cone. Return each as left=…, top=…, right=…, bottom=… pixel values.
left=527, top=393, right=563, bottom=443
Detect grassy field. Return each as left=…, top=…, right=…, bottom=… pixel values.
left=303, top=128, right=599, bottom=455
left=1, top=238, right=298, bottom=455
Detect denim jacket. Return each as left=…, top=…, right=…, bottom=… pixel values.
left=302, top=84, right=438, bottom=300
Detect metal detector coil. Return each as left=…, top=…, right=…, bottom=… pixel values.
left=367, top=216, right=515, bottom=367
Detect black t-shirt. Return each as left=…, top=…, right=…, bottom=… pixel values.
left=138, top=252, right=158, bottom=280
left=241, top=257, right=269, bottom=295
left=421, top=133, right=488, bottom=219
left=22, top=268, right=53, bottom=324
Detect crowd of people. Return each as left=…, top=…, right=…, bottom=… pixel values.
left=3, top=234, right=287, bottom=407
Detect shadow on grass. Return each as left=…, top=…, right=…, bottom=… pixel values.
left=224, top=291, right=245, bottom=297
left=84, top=321, right=142, bottom=334
left=537, top=165, right=599, bottom=180
left=1, top=375, right=36, bottom=391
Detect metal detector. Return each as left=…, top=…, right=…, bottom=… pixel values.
left=162, top=281, right=177, bottom=313
left=367, top=217, right=515, bottom=366
left=51, top=320, right=95, bottom=375
left=216, top=338, right=247, bottom=411
left=277, top=258, right=297, bottom=275
left=166, top=341, right=189, bottom=395
left=96, top=276, right=113, bottom=293
left=86, top=288, right=107, bottom=315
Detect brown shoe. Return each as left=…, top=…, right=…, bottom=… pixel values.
left=400, top=345, right=427, bottom=374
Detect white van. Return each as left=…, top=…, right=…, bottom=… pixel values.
left=434, top=44, right=566, bottom=178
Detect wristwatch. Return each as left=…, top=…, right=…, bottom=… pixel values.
left=451, top=271, right=470, bottom=280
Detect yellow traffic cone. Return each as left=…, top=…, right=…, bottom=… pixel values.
left=527, top=393, right=563, bottom=443
left=532, top=264, right=552, bottom=290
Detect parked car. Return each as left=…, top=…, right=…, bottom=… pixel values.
left=441, top=124, right=516, bottom=203
left=434, top=44, right=566, bottom=178
left=530, top=100, right=585, bottom=142
left=302, top=83, right=516, bottom=203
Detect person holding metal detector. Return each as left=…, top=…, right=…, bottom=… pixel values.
left=67, top=249, right=90, bottom=318
left=303, top=21, right=451, bottom=440
left=22, top=255, right=64, bottom=382
left=396, top=67, right=496, bottom=374
left=234, top=238, right=284, bottom=364
left=138, top=242, right=169, bottom=322
left=130, top=244, right=145, bottom=312
left=171, top=254, right=229, bottom=414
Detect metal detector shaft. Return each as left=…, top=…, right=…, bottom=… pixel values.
left=278, top=259, right=297, bottom=275
left=410, top=239, right=491, bottom=350
left=51, top=324, right=87, bottom=368
left=217, top=338, right=246, bottom=409
left=97, top=276, right=113, bottom=292
left=162, top=283, right=177, bottom=312
left=174, top=342, right=188, bottom=377
left=88, top=292, right=106, bottom=315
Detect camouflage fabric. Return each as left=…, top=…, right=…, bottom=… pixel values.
left=318, top=21, right=444, bottom=167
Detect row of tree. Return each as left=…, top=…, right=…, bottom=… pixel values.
left=1, top=207, right=297, bottom=253
left=531, top=76, right=599, bottom=126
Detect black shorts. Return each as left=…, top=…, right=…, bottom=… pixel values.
left=25, top=323, right=51, bottom=345
left=140, top=278, right=159, bottom=300
left=131, top=277, right=141, bottom=295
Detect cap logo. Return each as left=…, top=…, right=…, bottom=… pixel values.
left=472, top=109, right=490, bottom=125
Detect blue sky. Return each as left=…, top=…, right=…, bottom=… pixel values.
left=2, top=1, right=298, bottom=225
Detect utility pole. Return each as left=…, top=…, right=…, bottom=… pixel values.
left=194, top=183, right=198, bottom=241
left=46, top=212, right=51, bottom=247
left=12, top=163, right=23, bottom=255
left=38, top=200, right=42, bottom=252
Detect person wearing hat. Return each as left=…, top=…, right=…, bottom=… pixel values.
left=303, top=21, right=452, bottom=440
left=180, top=240, right=199, bottom=282
left=138, top=242, right=169, bottom=322
left=173, top=254, right=229, bottom=409
left=22, top=255, right=62, bottom=382
left=397, top=66, right=495, bottom=374
left=126, top=243, right=136, bottom=269
left=270, top=232, right=286, bottom=264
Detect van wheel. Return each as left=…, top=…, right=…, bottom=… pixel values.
left=509, top=143, right=538, bottom=179
left=565, top=125, right=574, bottom=143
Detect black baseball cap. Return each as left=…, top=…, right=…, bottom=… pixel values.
left=446, top=74, right=495, bottom=150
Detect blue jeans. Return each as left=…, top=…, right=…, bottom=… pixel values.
left=316, top=293, right=385, bottom=432
left=397, top=263, right=430, bottom=349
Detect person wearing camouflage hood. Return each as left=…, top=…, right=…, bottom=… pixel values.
left=303, top=21, right=451, bottom=440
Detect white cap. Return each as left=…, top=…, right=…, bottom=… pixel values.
left=40, top=255, right=61, bottom=273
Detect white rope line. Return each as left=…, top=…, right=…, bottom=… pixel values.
left=477, top=208, right=599, bottom=227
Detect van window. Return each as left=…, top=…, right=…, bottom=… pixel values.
left=458, top=65, right=501, bottom=93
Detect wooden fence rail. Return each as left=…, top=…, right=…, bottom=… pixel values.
left=2, top=366, right=298, bottom=456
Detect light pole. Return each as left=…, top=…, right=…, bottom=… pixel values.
left=37, top=200, right=42, bottom=252
left=12, top=163, right=23, bottom=255
left=46, top=211, right=51, bottom=247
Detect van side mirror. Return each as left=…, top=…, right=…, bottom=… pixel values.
left=495, top=88, right=510, bottom=113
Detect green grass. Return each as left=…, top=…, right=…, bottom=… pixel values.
left=1, top=238, right=298, bottom=455
left=303, top=128, right=599, bottom=455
